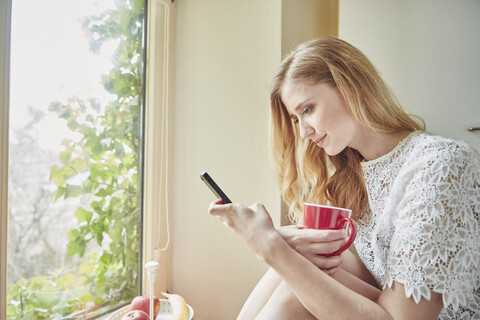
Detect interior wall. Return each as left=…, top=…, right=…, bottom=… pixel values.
left=282, top=0, right=338, bottom=54
left=171, top=1, right=281, bottom=319
left=338, top=0, right=480, bottom=150
left=170, top=1, right=339, bottom=319
left=279, top=0, right=338, bottom=226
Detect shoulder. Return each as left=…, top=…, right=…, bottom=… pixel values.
left=392, top=132, right=479, bottom=222
left=401, top=132, right=479, bottom=172
left=385, top=135, right=480, bottom=312
left=406, top=131, right=478, bottom=157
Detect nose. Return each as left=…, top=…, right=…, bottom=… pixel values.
left=298, top=121, right=313, bottom=140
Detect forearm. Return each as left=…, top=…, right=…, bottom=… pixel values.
left=332, top=268, right=382, bottom=302
left=341, top=249, right=379, bottom=288
left=260, top=232, right=393, bottom=320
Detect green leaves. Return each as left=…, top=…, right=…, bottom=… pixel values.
left=65, top=185, right=84, bottom=198
left=7, top=0, right=146, bottom=318
left=75, top=207, right=93, bottom=224
left=67, top=229, right=87, bottom=257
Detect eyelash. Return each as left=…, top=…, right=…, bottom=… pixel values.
left=302, top=106, right=312, bottom=115
left=293, top=106, right=312, bottom=124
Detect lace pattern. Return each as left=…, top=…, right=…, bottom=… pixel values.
left=356, top=131, right=480, bottom=319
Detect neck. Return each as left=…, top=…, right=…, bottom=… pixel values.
left=353, top=130, right=412, bottom=161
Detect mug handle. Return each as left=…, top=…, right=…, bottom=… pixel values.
left=328, top=217, right=358, bottom=256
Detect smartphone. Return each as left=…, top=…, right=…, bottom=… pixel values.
left=200, top=171, right=232, bottom=203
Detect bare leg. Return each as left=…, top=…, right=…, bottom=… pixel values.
left=256, top=280, right=317, bottom=320
left=237, top=268, right=283, bottom=320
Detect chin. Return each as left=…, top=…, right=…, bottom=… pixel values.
left=323, top=145, right=346, bottom=157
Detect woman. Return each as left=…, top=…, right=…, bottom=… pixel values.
left=209, top=37, right=479, bottom=319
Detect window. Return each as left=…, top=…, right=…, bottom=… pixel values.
left=0, top=0, right=169, bottom=318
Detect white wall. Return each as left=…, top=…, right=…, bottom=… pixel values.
left=339, top=0, right=480, bottom=150
left=282, top=0, right=338, bottom=54
left=164, top=1, right=480, bottom=318
left=169, top=1, right=338, bottom=319
left=171, top=1, right=281, bottom=319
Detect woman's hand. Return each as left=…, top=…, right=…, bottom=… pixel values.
left=277, top=225, right=346, bottom=274
left=208, top=200, right=279, bottom=259
left=208, top=200, right=345, bottom=274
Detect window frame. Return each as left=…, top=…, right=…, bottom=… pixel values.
left=142, top=0, right=174, bottom=297
left=0, top=0, right=174, bottom=317
left=1, top=0, right=12, bottom=318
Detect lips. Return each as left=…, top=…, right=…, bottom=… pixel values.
left=314, top=134, right=327, bottom=147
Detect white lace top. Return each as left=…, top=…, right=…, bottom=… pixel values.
left=355, top=131, right=480, bottom=319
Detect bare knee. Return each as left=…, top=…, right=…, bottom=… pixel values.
left=256, top=281, right=317, bottom=320
left=272, top=281, right=300, bottom=305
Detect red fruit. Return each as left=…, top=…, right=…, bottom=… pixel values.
left=121, top=310, right=150, bottom=320
left=130, top=295, right=160, bottom=318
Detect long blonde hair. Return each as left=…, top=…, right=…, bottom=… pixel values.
left=270, top=37, right=425, bottom=223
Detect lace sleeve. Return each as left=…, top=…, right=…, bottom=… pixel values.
left=383, top=143, right=480, bottom=312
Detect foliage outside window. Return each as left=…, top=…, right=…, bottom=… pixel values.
left=6, top=0, right=146, bottom=318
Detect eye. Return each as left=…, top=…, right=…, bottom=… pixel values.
left=302, top=106, right=312, bottom=115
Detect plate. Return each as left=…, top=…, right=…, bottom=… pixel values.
left=108, top=305, right=131, bottom=320
left=108, top=300, right=194, bottom=320
left=156, top=299, right=194, bottom=320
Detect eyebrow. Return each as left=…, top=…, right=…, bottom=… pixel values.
left=288, top=101, right=308, bottom=121
left=293, top=99, right=312, bottom=114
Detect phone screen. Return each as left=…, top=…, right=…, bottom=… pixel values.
left=200, top=171, right=232, bottom=203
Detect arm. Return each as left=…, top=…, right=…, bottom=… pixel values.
left=340, top=249, right=378, bottom=287
left=278, top=225, right=379, bottom=287
left=331, top=268, right=381, bottom=302
left=277, top=225, right=347, bottom=274
left=261, top=230, right=392, bottom=319
left=277, top=224, right=381, bottom=300
left=210, top=201, right=443, bottom=320
left=263, top=229, right=443, bottom=320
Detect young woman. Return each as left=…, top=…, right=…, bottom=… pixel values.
left=209, top=37, right=480, bottom=319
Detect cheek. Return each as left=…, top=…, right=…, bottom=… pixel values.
left=325, top=113, right=357, bottom=154
left=334, top=115, right=357, bottom=139
left=323, top=109, right=352, bottom=134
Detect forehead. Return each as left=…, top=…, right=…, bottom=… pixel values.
left=280, top=80, right=313, bottom=110
left=281, top=80, right=331, bottom=115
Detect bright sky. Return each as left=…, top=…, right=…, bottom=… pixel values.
left=10, top=0, right=117, bottom=151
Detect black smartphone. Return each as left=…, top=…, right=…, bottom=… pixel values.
left=200, top=171, right=232, bottom=203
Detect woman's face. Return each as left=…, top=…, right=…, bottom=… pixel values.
left=281, top=80, right=362, bottom=156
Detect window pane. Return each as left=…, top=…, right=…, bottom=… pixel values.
left=7, top=0, right=146, bottom=318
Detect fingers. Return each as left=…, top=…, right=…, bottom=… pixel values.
left=208, top=201, right=268, bottom=233
left=208, top=199, right=239, bottom=220
left=248, top=202, right=268, bottom=214
left=309, top=252, right=344, bottom=269
left=208, top=200, right=236, bottom=229
left=323, top=266, right=341, bottom=276
left=282, top=228, right=348, bottom=269
left=280, top=225, right=299, bottom=230
left=303, top=251, right=345, bottom=276
left=279, top=226, right=346, bottom=243
left=297, top=237, right=347, bottom=255
left=286, top=229, right=347, bottom=256
left=208, top=199, right=228, bottom=215
left=297, top=228, right=347, bottom=242
left=208, top=199, right=252, bottom=217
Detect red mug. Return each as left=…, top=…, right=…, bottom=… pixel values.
left=303, top=203, right=357, bottom=256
